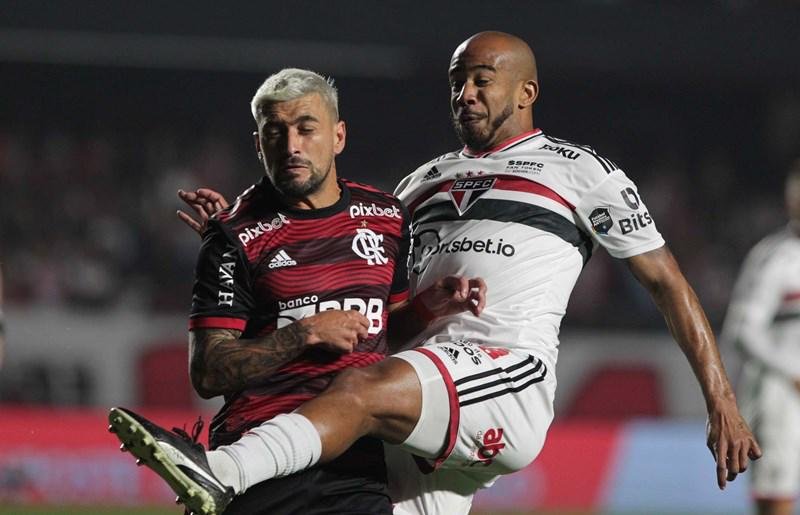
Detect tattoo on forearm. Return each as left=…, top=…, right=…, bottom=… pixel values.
left=191, top=324, right=311, bottom=395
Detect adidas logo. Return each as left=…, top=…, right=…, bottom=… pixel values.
left=441, top=346, right=460, bottom=364
left=421, top=166, right=442, bottom=182
left=268, top=249, right=297, bottom=269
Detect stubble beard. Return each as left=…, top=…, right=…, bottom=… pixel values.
left=272, top=158, right=333, bottom=199
left=453, top=103, right=514, bottom=151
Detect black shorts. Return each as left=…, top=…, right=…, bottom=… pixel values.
left=222, top=437, right=392, bottom=515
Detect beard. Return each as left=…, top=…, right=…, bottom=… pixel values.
left=271, top=157, right=332, bottom=199
left=452, top=102, right=514, bottom=151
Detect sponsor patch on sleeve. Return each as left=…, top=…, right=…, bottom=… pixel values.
left=589, top=207, right=613, bottom=234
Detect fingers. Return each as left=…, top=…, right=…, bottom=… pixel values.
left=349, top=310, right=371, bottom=339
left=176, top=210, right=203, bottom=234
left=438, top=275, right=487, bottom=317
left=715, top=440, right=729, bottom=489
left=725, top=442, right=741, bottom=483
left=178, top=189, right=212, bottom=219
left=467, top=277, right=487, bottom=316
left=738, top=444, right=750, bottom=474
left=196, top=188, right=229, bottom=209
left=311, top=310, right=372, bottom=353
left=440, top=275, right=469, bottom=300
left=749, top=439, right=763, bottom=460
left=178, top=188, right=227, bottom=217
left=177, top=189, right=196, bottom=202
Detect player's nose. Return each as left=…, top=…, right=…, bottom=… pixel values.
left=286, top=128, right=304, bottom=154
left=455, top=82, right=478, bottom=105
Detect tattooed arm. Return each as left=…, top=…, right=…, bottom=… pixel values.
left=189, top=310, right=371, bottom=398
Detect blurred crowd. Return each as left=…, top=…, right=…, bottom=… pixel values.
left=0, top=128, right=249, bottom=312
left=1, top=82, right=799, bottom=330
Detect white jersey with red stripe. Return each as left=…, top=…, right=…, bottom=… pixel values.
left=723, top=226, right=800, bottom=383
left=394, top=129, right=665, bottom=368
left=721, top=226, right=800, bottom=497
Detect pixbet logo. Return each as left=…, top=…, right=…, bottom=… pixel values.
left=238, top=213, right=290, bottom=246
left=411, top=229, right=516, bottom=274
left=470, top=427, right=506, bottom=467
left=349, top=202, right=401, bottom=219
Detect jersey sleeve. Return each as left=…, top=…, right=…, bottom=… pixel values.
left=189, top=222, right=254, bottom=331
left=389, top=203, right=411, bottom=305
left=574, top=169, right=665, bottom=258
left=721, top=246, right=800, bottom=378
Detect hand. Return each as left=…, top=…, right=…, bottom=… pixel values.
left=177, top=188, right=230, bottom=235
left=706, top=402, right=762, bottom=489
left=415, top=275, right=487, bottom=320
left=299, top=310, right=371, bottom=354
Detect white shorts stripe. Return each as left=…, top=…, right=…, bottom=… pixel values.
left=456, top=355, right=548, bottom=407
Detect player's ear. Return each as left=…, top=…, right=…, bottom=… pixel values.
left=253, top=131, right=263, bottom=161
left=333, top=120, right=346, bottom=155
left=519, top=80, right=538, bottom=109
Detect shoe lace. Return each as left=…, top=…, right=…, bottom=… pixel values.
left=172, top=416, right=205, bottom=450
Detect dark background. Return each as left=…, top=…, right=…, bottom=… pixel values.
left=2, top=1, right=799, bottom=328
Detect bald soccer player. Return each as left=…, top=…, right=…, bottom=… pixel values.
left=110, top=31, right=761, bottom=515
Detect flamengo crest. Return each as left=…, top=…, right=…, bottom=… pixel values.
left=352, top=228, right=389, bottom=266
left=449, top=177, right=496, bottom=215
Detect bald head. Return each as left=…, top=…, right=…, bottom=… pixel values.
left=448, top=31, right=539, bottom=152
left=451, top=31, right=538, bottom=83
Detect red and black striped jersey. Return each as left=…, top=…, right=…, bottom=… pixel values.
left=189, top=177, right=410, bottom=447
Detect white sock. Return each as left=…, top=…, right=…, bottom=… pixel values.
left=207, top=413, right=322, bottom=494
left=206, top=448, right=244, bottom=494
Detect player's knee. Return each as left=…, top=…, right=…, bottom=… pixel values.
left=325, top=361, right=411, bottom=415
left=325, top=367, right=380, bottom=408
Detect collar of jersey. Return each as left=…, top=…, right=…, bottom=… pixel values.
left=461, top=128, right=543, bottom=158
left=257, top=177, right=352, bottom=219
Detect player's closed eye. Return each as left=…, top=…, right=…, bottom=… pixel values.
left=263, top=125, right=283, bottom=139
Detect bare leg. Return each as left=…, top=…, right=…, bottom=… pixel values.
left=206, top=356, right=427, bottom=494
left=756, top=499, right=794, bottom=515
left=297, top=356, right=424, bottom=462
left=108, top=357, right=427, bottom=513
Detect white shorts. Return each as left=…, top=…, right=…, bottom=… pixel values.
left=385, top=444, right=477, bottom=515
left=392, top=337, right=555, bottom=481
left=745, top=374, right=800, bottom=499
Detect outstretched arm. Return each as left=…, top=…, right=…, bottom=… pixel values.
left=190, top=310, right=370, bottom=398
left=626, top=245, right=761, bottom=490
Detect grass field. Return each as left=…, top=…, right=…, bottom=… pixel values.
left=0, top=508, right=179, bottom=515
left=0, top=508, right=594, bottom=515
left=0, top=508, right=711, bottom=515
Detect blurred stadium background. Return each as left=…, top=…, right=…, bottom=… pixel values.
left=2, top=1, right=800, bottom=513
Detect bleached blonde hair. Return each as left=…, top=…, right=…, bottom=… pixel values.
left=250, top=68, right=339, bottom=121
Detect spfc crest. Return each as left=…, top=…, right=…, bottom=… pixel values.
left=448, top=177, right=495, bottom=215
